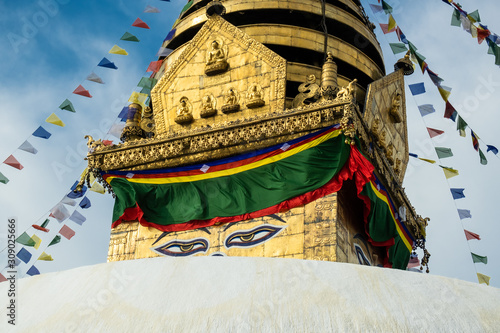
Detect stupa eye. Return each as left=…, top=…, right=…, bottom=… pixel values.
left=152, top=238, right=209, bottom=257
left=225, top=224, right=286, bottom=249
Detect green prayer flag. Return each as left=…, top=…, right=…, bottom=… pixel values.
left=389, top=43, right=408, bottom=54
left=0, top=172, right=9, bottom=184
left=138, top=77, right=157, bottom=90
left=16, top=232, right=36, bottom=247
left=59, top=99, right=75, bottom=112
left=471, top=252, right=487, bottom=264
left=41, top=218, right=50, bottom=228
left=479, top=148, right=488, bottom=165
left=408, top=41, right=418, bottom=54
left=381, top=0, right=393, bottom=14
left=120, top=32, right=140, bottom=42
left=435, top=147, right=453, bottom=159
left=457, top=116, right=468, bottom=137
left=48, top=235, right=61, bottom=247
left=451, top=9, right=461, bottom=27
left=468, top=10, right=481, bottom=23
left=181, top=0, right=193, bottom=14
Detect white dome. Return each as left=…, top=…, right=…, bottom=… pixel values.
left=2, top=257, right=499, bottom=332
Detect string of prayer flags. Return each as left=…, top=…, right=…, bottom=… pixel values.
left=98, top=57, right=118, bottom=70
left=144, top=5, right=160, bottom=13
left=32, top=219, right=50, bottom=232
left=435, top=147, right=453, bottom=159
left=16, top=232, right=36, bottom=247
left=427, top=127, right=444, bottom=138
left=32, top=234, right=42, bottom=250
left=45, top=113, right=65, bottom=127
left=132, top=18, right=150, bottom=29
left=381, top=0, right=392, bottom=14
left=458, top=209, right=472, bottom=219
left=32, top=126, right=51, bottom=139
left=450, top=188, right=465, bottom=199
left=409, top=83, right=426, bottom=95
left=50, top=203, right=70, bottom=222
left=471, top=252, right=487, bottom=264
left=440, top=166, right=459, bottom=179
left=164, top=29, right=176, bottom=42
left=48, top=235, right=61, bottom=247
left=379, top=23, right=396, bottom=34
left=79, top=196, right=91, bottom=209
left=464, top=229, right=481, bottom=241
left=18, top=140, right=38, bottom=154
left=147, top=60, right=163, bottom=73
left=17, top=248, right=32, bottom=264
left=477, top=273, right=491, bottom=285
left=69, top=210, right=86, bottom=225
left=109, top=45, right=128, bottom=55
left=486, top=145, right=498, bottom=155
left=418, top=104, right=435, bottom=116
left=4, top=155, right=23, bottom=170
left=0, top=172, right=9, bottom=184
left=471, top=130, right=479, bottom=151
left=457, top=116, right=467, bottom=137
left=444, top=101, right=457, bottom=121
left=38, top=252, right=53, bottom=261
left=86, top=72, right=104, bottom=84
left=73, top=85, right=92, bottom=98
left=26, top=265, right=40, bottom=276
left=389, top=43, right=407, bottom=54
left=59, top=99, right=76, bottom=112
left=59, top=224, right=75, bottom=240
left=120, top=32, right=140, bottom=42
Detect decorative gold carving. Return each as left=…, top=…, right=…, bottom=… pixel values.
left=320, top=52, right=339, bottom=101
left=140, top=106, right=155, bottom=137
left=389, top=91, right=403, bottom=123
left=292, top=74, right=320, bottom=108
left=385, top=143, right=394, bottom=165
left=121, top=103, right=145, bottom=142
left=336, top=78, right=357, bottom=101
left=200, top=94, right=217, bottom=118
left=175, top=97, right=194, bottom=124
left=245, top=84, right=265, bottom=108
left=221, top=88, right=240, bottom=113
left=205, top=39, right=229, bottom=75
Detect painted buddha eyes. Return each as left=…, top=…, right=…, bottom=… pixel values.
left=224, top=224, right=285, bottom=249
left=152, top=238, right=209, bottom=257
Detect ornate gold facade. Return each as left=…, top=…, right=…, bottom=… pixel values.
left=84, top=0, right=428, bottom=269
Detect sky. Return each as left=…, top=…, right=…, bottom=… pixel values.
left=0, top=0, right=498, bottom=288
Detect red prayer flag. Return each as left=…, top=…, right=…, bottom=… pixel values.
left=444, top=101, right=456, bottom=119
left=147, top=60, right=163, bottom=73
left=73, top=85, right=92, bottom=98
left=477, top=28, right=491, bottom=44
left=102, top=140, right=113, bottom=146
left=0, top=273, right=6, bottom=283
left=464, top=229, right=481, bottom=240
left=132, top=18, right=150, bottom=29
left=32, top=224, right=50, bottom=232
left=379, top=23, right=396, bottom=34
left=3, top=155, right=23, bottom=170
left=427, top=127, right=444, bottom=138
left=59, top=224, right=75, bottom=240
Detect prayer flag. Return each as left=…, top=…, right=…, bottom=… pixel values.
left=395, top=27, right=408, bottom=44
left=103, top=140, right=113, bottom=146
left=381, top=0, right=393, bottom=14
left=17, top=248, right=32, bottom=263
left=90, top=182, right=106, bottom=194
left=486, top=145, right=498, bottom=154
left=26, top=265, right=40, bottom=276
left=379, top=23, right=396, bottom=34
left=427, top=127, right=444, bottom=138
left=118, top=107, right=128, bottom=121
left=471, top=130, right=479, bottom=151
left=61, top=196, right=76, bottom=206
left=157, top=47, right=173, bottom=57
left=457, top=116, right=467, bottom=137
left=479, top=148, right=487, bottom=165
left=73, top=85, right=92, bottom=98
left=38, top=252, right=53, bottom=261
left=409, top=153, right=418, bottom=158
left=59, top=99, right=76, bottom=112
left=98, top=57, right=118, bottom=70
left=86, top=72, right=104, bottom=84
left=32, top=219, right=50, bottom=232
left=440, top=166, right=459, bottom=179
left=427, top=68, right=444, bottom=86
left=67, top=180, right=87, bottom=199
left=438, top=86, right=452, bottom=102
left=16, top=232, right=36, bottom=247
left=79, top=196, right=91, bottom=209
left=407, top=254, right=420, bottom=268
left=409, top=83, right=425, bottom=95
left=389, top=43, right=407, bottom=54
left=464, top=229, right=480, bottom=241
left=50, top=202, right=70, bottom=222
left=0, top=274, right=6, bottom=283
left=109, top=122, right=126, bottom=139
left=181, top=0, right=194, bottom=14
left=164, top=29, right=176, bottom=41
left=418, top=104, right=435, bottom=116
left=444, top=101, right=457, bottom=121
left=32, top=126, right=51, bottom=139
left=46, top=113, right=65, bottom=127
left=147, top=60, right=163, bottom=73
left=32, top=234, right=42, bottom=250
left=120, top=32, right=140, bottom=42
left=132, top=18, right=150, bottom=29
left=69, top=210, right=86, bottom=225
left=144, top=5, right=160, bottom=13
left=0, top=172, right=9, bottom=184
left=4, top=155, right=23, bottom=170
left=450, top=188, right=465, bottom=199
left=471, top=252, right=487, bottom=264
left=59, top=224, right=75, bottom=240
left=138, top=77, right=157, bottom=90
left=18, top=140, right=38, bottom=154
left=419, top=158, right=436, bottom=164
left=435, top=147, right=453, bottom=159
left=388, top=15, right=396, bottom=31
left=109, top=45, right=128, bottom=55
left=128, top=91, right=149, bottom=105
left=477, top=273, right=491, bottom=285
left=369, top=4, right=383, bottom=13
left=451, top=9, right=461, bottom=27
left=48, top=235, right=61, bottom=247
left=468, top=10, right=481, bottom=23
left=458, top=209, right=472, bottom=219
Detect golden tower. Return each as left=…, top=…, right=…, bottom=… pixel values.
left=85, top=0, right=429, bottom=270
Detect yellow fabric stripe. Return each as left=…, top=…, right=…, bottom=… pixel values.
left=368, top=181, right=412, bottom=252
left=106, top=129, right=341, bottom=185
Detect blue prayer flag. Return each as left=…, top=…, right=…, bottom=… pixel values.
left=164, top=29, right=176, bottom=42
left=32, top=126, right=52, bottom=139
left=487, top=145, right=498, bottom=154
left=409, top=83, right=426, bottom=95
left=450, top=188, right=465, bottom=200
left=26, top=265, right=40, bottom=276
left=17, top=248, right=32, bottom=264
left=98, top=57, right=118, bottom=69
left=79, top=196, right=91, bottom=209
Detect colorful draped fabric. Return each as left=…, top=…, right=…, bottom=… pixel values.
left=103, top=124, right=414, bottom=269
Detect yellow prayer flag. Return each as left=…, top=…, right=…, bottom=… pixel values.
left=388, top=14, right=396, bottom=31
left=477, top=273, right=490, bottom=285
left=32, top=234, right=42, bottom=250
left=438, top=86, right=451, bottom=102
left=443, top=167, right=459, bottom=179
left=38, top=252, right=54, bottom=261
left=128, top=91, right=149, bottom=108
left=470, top=25, right=478, bottom=38
left=109, top=45, right=128, bottom=55
left=90, top=182, right=105, bottom=194
left=45, top=113, right=65, bottom=127
left=418, top=158, right=436, bottom=164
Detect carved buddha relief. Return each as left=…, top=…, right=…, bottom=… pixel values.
left=200, top=93, right=217, bottom=118
left=246, top=84, right=265, bottom=108
left=205, top=39, right=229, bottom=75
left=221, top=87, right=240, bottom=113
left=175, top=97, right=194, bottom=124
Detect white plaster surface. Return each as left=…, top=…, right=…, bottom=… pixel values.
left=1, top=257, right=500, bottom=332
